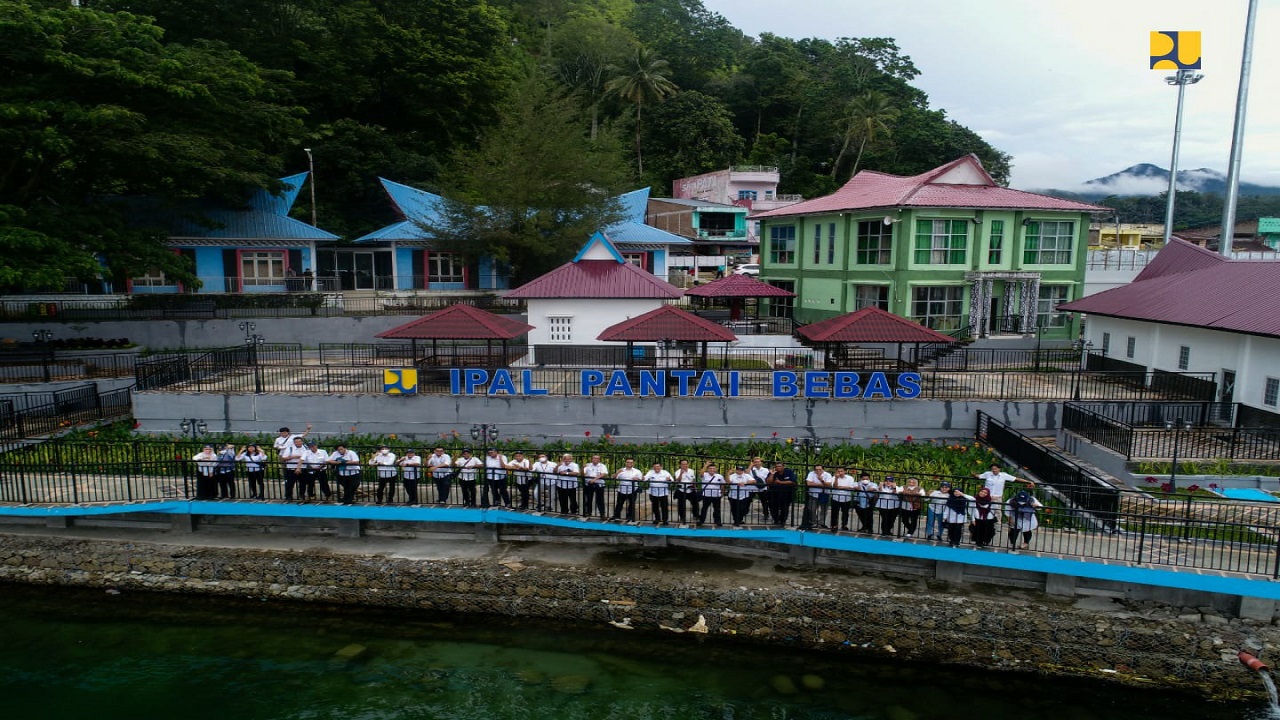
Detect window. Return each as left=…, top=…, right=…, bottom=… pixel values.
left=1126, top=336, right=1136, bottom=359
left=765, top=190, right=775, bottom=200
left=428, top=253, right=465, bottom=283
left=241, top=251, right=285, bottom=286
left=765, top=280, right=795, bottom=318
left=737, top=190, right=758, bottom=201
left=131, top=267, right=171, bottom=288
left=988, top=220, right=1005, bottom=264
left=769, top=225, right=796, bottom=264
left=914, top=219, right=968, bottom=264
left=1265, top=378, right=1279, bottom=407
left=813, top=224, right=822, bottom=264
left=622, top=252, right=647, bottom=270
left=1036, top=285, right=1070, bottom=328
left=911, top=286, right=965, bottom=331
left=1178, top=345, right=1191, bottom=370
left=548, top=316, right=573, bottom=343
left=827, top=223, right=836, bottom=265
left=855, top=221, right=891, bottom=265
left=1101, top=332, right=1111, bottom=355
left=853, top=285, right=890, bottom=311
left=1023, top=220, right=1075, bottom=265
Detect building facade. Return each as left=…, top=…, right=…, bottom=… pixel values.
left=750, top=155, right=1107, bottom=338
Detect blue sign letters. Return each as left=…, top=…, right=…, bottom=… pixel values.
left=450, top=369, right=922, bottom=399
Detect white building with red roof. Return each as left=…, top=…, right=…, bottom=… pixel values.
left=505, top=231, right=682, bottom=365
left=750, top=155, right=1108, bottom=339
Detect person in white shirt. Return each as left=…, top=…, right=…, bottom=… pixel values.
left=279, top=436, right=307, bottom=501
left=926, top=480, right=952, bottom=541
left=236, top=444, right=268, bottom=500
left=192, top=445, right=217, bottom=500
left=1005, top=490, right=1045, bottom=550
left=941, top=485, right=976, bottom=547
left=644, top=462, right=673, bottom=525
left=978, top=464, right=1026, bottom=499
left=555, top=453, right=581, bottom=515
left=876, top=476, right=901, bottom=537
left=531, top=454, right=557, bottom=511
left=328, top=444, right=361, bottom=505
left=482, top=448, right=510, bottom=508
left=507, top=451, right=532, bottom=509
left=799, top=464, right=834, bottom=531
left=611, top=458, right=643, bottom=522
left=582, top=455, right=609, bottom=518
left=898, top=477, right=927, bottom=538
left=696, top=462, right=725, bottom=527
left=747, top=457, right=770, bottom=524
left=672, top=459, right=700, bottom=525
left=853, top=472, right=879, bottom=533
left=829, top=468, right=857, bottom=531
left=427, top=447, right=453, bottom=504
left=215, top=443, right=238, bottom=500
left=455, top=449, right=482, bottom=507
left=295, top=441, right=330, bottom=501
left=369, top=445, right=398, bottom=504
left=726, top=465, right=757, bottom=527
left=397, top=449, right=422, bottom=504
left=272, top=424, right=311, bottom=463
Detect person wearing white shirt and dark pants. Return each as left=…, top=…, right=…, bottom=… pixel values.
left=192, top=445, right=217, bottom=500
left=328, top=445, right=361, bottom=505
left=556, top=454, right=581, bottom=515
left=672, top=460, right=699, bottom=525
left=297, top=442, right=330, bottom=501
left=482, top=448, right=510, bottom=508
left=829, top=468, right=856, bottom=531
left=215, top=443, right=238, bottom=499
left=727, top=465, right=756, bottom=527
left=644, top=463, right=673, bottom=525
left=236, top=445, right=268, bottom=499
left=697, top=463, right=725, bottom=527
left=427, top=448, right=452, bottom=504
left=876, top=477, right=901, bottom=537
left=398, top=450, right=422, bottom=504
left=799, top=465, right=833, bottom=531
left=455, top=449, right=482, bottom=507
left=370, top=446, right=397, bottom=504
left=508, top=452, right=532, bottom=509
left=611, top=459, right=642, bottom=522
left=582, top=455, right=608, bottom=518
left=531, top=455, right=556, bottom=511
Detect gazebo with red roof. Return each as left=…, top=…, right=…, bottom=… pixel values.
left=597, top=304, right=738, bottom=368
left=795, top=306, right=957, bottom=368
left=683, top=273, right=796, bottom=327
left=375, top=302, right=533, bottom=366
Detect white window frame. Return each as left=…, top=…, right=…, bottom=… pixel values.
left=428, top=253, right=466, bottom=284
left=855, top=221, right=891, bottom=265
left=1036, top=285, right=1070, bottom=328
left=914, top=219, right=967, bottom=265
left=1024, top=220, right=1075, bottom=265
left=911, top=285, right=965, bottom=331
left=241, top=251, right=286, bottom=287
left=131, top=266, right=171, bottom=288
left=852, top=284, right=890, bottom=311
left=548, top=316, right=573, bottom=343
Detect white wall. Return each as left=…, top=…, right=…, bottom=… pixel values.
left=525, top=298, right=663, bottom=350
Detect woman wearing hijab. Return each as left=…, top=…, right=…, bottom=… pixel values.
left=1006, top=490, right=1044, bottom=550
left=940, top=485, right=974, bottom=548
left=969, top=487, right=998, bottom=548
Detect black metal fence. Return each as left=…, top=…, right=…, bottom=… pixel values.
left=976, top=411, right=1121, bottom=527
left=0, top=387, right=132, bottom=440
left=0, top=351, right=137, bottom=382
left=0, top=294, right=525, bottom=322
left=907, top=347, right=1080, bottom=371
left=136, top=344, right=303, bottom=391
left=1063, top=401, right=1280, bottom=460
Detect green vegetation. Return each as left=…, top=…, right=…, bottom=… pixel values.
left=1135, top=458, right=1280, bottom=478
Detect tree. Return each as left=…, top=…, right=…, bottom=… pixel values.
left=427, top=69, right=630, bottom=284
left=0, top=2, right=304, bottom=289
left=605, top=47, right=678, bottom=176
left=548, top=16, right=637, bottom=140
left=833, top=91, right=900, bottom=179
left=640, top=91, right=744, bottom=188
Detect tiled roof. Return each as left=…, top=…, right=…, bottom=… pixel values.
left=132, top=173, right=339, bottom=243
left=597, top=305, right=738, bottom=342
left=684, top=274, right=797, bottom=298
left=751, top=155, right=1108, bottom=219
left=375, top=303, right=533, bottom=340
left=651, top=197, right=747, bottom=210
left=504, top=259, right=683, bottom=299
left=796, top=307, right=958, bottom=344
left=1061, top=239, right=1280, bottom=338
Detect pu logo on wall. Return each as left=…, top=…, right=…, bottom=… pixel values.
left=1150, top=30, right=1201, bottom=69
left=383, top=368, right=418, bottom=394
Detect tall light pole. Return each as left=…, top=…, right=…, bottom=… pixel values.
left=304, top=147, right=317, bottom=227
left=1162, top=69, right=1203, bottom=246
left=1164, top=416, right=1192, bottom=490
left=1218, top=0, right=1260, bottom=256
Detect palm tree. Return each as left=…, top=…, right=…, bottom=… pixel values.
left=832, top=91, right=899, bottom=179
left=605, top=47, right=678, bottom=176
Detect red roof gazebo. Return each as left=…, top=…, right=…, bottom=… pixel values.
left=795, top=307, right=957, bottom=368
left=375, top=303, right=533, bottom=366
left=684, top=273, right=796, bottom=323
left=597, top=304, right=738, bottom=368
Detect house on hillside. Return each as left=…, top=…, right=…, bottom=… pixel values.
left=605, top=188, right=691, bottom=277
left=127, top=172, right=340, bottom=294
left=1062, top=238, right=1280, bottom=424
left=750, top=155, right=1108, bottom=338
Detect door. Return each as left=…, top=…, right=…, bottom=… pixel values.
left=988, top=296, right=1001, bottom=334
left=354, top=252, right=375, bottom=290
left=1221, top=370, right=1236, bottom=404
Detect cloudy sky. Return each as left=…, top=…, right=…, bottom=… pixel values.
left=701, top=0, right=1280, bottom=192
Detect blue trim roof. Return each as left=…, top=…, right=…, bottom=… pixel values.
left=572, top=230, right=626, bottom=263
left=131, top=173, right=339, bottom=242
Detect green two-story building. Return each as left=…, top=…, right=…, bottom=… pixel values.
left=750, top=155, right=1108, bottom=339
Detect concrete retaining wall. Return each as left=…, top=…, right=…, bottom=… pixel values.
left=13, top=316, right=413, bottom=350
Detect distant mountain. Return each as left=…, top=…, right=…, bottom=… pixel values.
left=1032, top=164, right=1280, bottom=200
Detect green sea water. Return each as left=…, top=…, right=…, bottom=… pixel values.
left=0, top=583, right=1265, bottom=720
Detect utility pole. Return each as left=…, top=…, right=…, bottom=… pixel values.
left=1218, top=0, right=1260, bottom=256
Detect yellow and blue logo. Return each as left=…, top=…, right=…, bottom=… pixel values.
left=383, top=368, right=418, bottom=394
left=1150, top=31, right=1201, bottom=70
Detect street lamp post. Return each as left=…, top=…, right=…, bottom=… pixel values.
left=304, top=147, right=317, bottom=227
left=239, top=322, right=266, bottom=393
left=179, top=418, right=209, bottom=442
left=471, top=423, right=500, bottom=446
left=31, top=329, right=53, bottom=382
left=1162, top=69, right=1204, bottom=246
left=1164, top=416, right=1192, bottom=490
left=1071, top=339, right=1094, bottom=400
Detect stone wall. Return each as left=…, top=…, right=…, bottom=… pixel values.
left=0, top=533, right=1272, bottom=699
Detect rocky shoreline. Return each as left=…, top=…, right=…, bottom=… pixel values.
left=0, top=532, right=1272, bottom=700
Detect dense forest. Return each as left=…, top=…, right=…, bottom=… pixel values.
left=1093, top=192, right=1280, bottom=231
left=2, top=0, right=1015, bottom=287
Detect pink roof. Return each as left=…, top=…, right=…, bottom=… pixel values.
left=752, top=155, right=1108, bottom=219
left=683, top=274, right=796, bottom=298
left=1061, top=241, right=1280, bottom=338
left=505, top=259, right=682, bottom=299
left=375, top=303, right=533, bottom=340
left=796, top=307, right=958, bottom=344
left=597, top=305, right=738, bottom=342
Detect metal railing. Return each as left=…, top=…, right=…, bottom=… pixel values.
left=1064, top=401, right=1280, bottom=460
left=0, top=351, right=137, bottom=382
left=0, top=387, right=132, bottom=440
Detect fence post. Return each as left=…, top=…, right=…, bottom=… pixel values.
left=325, top=365, right=332, bottom=394
left=1137, top=515, right=1146, bottom=565
left=1273, top=536, right=1280, bottom=580
left=1182, top=494, right=1194, bottom=542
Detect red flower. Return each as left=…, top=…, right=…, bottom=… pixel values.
left=772, top=431, right=778, bottom=438
left=133, top=421, right=141, bottom=429
left=584, top=431, right=591, bottom=437
left=905, top=435, right=913, bottom=442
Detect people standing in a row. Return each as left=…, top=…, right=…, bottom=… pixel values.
left=329, top=444, right=361, bottom=505
left=237, top=444, right=267, bottom=499
left=610, top=458, right=643, bottom=522
left=697, top=462, right=724, bottom=527
left=765, top=461, right=796, bottom=526
left=727, top=464, right=758, bottom=527
left=583, top=455, right=608, bottom=518
left=192, top=444, right=217, bottom=500
left=556, top=453, right=580, bottom=515
left=398, top=448, right=421, bottom=504
left=370, top=446, right=398, bottom=504
left=428, top=447, right=452, bottom=504
left=645, top=462, right=672, bottom=525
